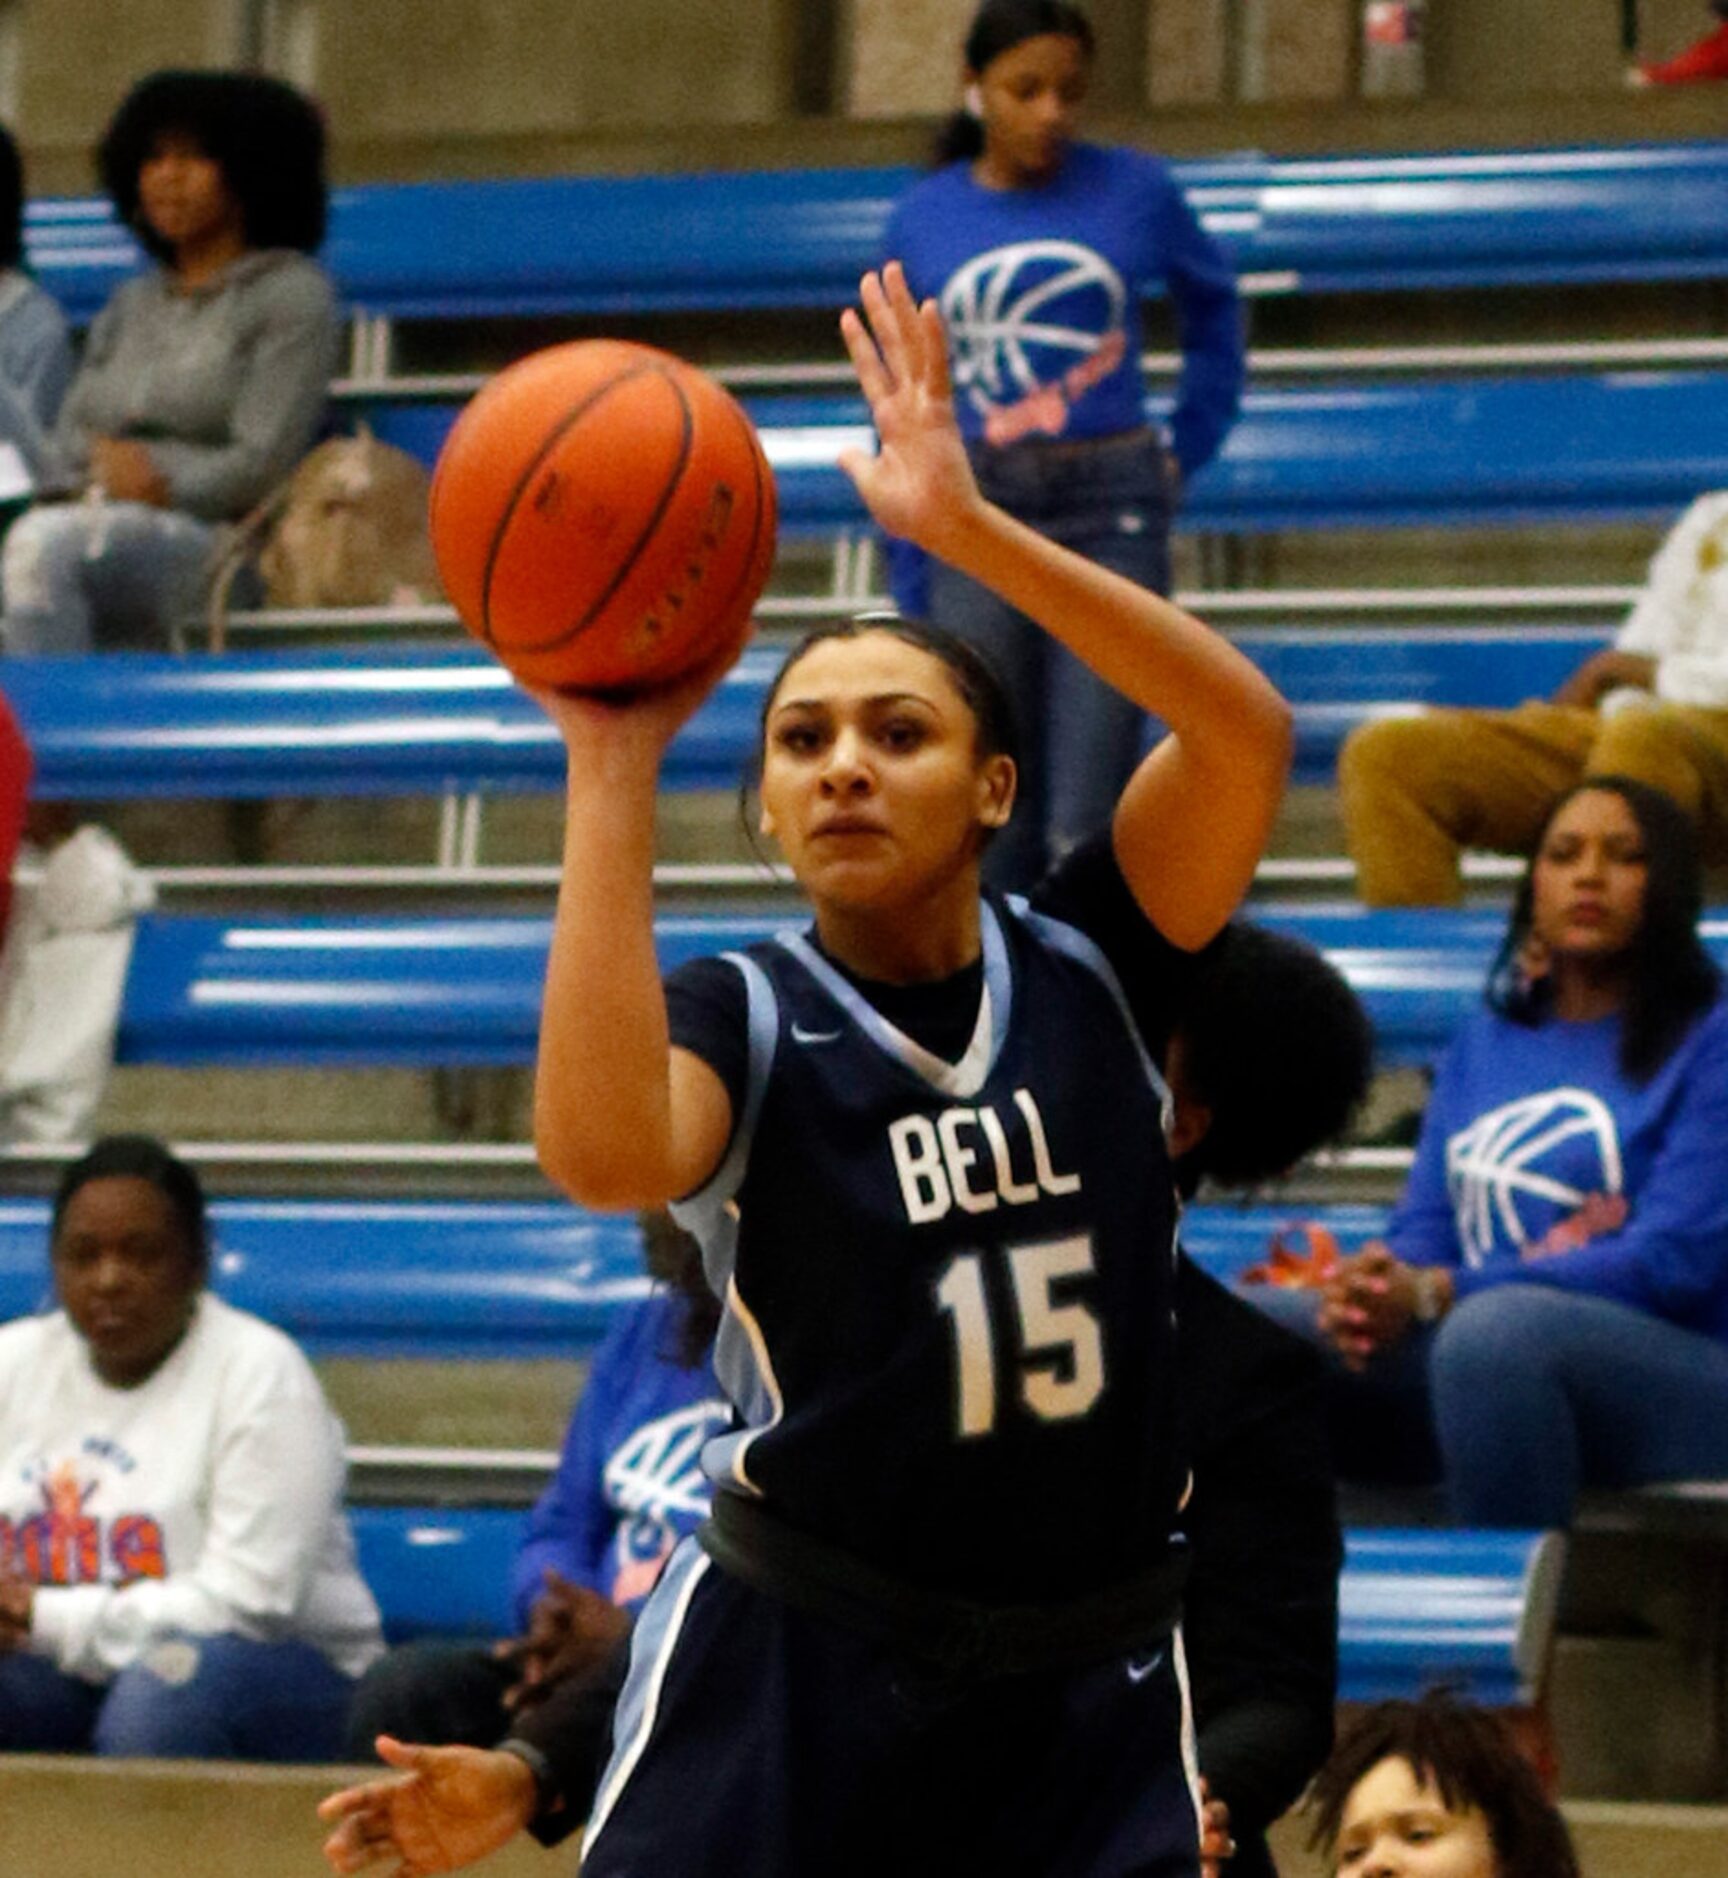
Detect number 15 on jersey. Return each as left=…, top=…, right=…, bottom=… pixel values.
left=934, top=1233, right=1106, bottom=1440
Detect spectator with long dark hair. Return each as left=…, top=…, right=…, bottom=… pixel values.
left=0, top=70, right=337, bottom=654
left=1247, top=777, right=1728, bottom=1526
left=884, top=0, right=1244, bottom=889
left=1308, top=1694, right=1579, bottom=1878
left=0, top=123, right=73, bottom=486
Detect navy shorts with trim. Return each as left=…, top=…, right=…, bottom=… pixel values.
left=581, top=1539, right=1202, bottom=1878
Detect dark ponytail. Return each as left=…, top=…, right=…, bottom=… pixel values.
left=928, top=0, right=1095, bottom=167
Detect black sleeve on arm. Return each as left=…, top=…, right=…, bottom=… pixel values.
left=1031, top=831, right=1218, bottom=1062
left=1178, top=1262, right=1342, bottom=1844
left=507, top=1634, right=634, bottom=1847
left=665, top=954, right=751, bottom=1117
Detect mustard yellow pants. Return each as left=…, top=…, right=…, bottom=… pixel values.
left=1339, top=700, right=1728, bottom=906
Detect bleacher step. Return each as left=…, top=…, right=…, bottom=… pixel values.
left=1, top=1757, right=1722, bottom=1877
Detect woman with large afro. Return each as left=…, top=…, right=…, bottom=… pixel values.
left=0, top=69, right=337, bottom=654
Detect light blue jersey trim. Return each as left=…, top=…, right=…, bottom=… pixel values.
left=583, top=1538, right=712, bottom=1857
left=670, top=951, right=785, bottom=1495
left=1013, top=897, right=1175, bottom=1134
left=775, top=900, right=1013, bottom=1101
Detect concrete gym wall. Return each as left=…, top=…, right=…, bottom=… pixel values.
left=844, top=0, right=1152, bottom=118
left=9, top=0, right=1728, bottom=190
left=313, top=0, right=800, bottom=145
left=12, top=0, right=230, bottom=188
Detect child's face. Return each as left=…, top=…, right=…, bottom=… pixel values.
left=1335, top=1756, right=1499, bottom=1878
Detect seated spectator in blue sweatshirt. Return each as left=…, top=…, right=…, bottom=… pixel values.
left=341, top=1213, right=728, bottom=1755
left=1248, top=776, right=1728, bottom=1527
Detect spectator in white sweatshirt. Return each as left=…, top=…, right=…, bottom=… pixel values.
left=0, top=1135, right=382, bottom=1758
left=1341, top=490, right=1728, bottom=904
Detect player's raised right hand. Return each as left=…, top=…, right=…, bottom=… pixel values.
left=837, top=262, right=985, bottom=561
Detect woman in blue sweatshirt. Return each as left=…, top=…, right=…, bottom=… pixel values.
left=885, top=0, right=1244, bottom=889
left=1259, top=776, right=1728, bottom=1526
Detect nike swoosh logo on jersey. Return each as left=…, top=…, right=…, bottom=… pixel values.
left=791, top=1023, right=843, bottom=1044
left=1126, top=1649, right=1166, bottom=1685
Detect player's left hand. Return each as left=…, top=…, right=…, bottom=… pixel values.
left=1198, top=1777, right=1236, bottom=1875
left=837, top=262, right=985, bottom=560
left=318, top=1736, right=537, bottom=1876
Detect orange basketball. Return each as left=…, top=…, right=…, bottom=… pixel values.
left=429, top=339, right=777, bottom=693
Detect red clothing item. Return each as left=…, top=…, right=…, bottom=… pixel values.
left=0, top=689, right=32, bottom=939
left=1638, top=21, right=1728, bottom=82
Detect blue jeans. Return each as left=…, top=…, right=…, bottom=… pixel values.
left=1242, top=1281, right=1728, bottom=1527
left=0, top=499, right=217, bottom=654
left=927, top=430, right=1174, bottom=892
left=0, top=1632, right=357, bottom=1759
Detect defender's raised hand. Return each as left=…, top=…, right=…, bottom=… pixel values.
left=836, top=263, right=984, bottom=558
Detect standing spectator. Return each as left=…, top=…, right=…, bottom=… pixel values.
left=1246, top=778, right=1728, bottom=1527
left=0, top=123, right=74, bottom=494
left=1341, top=490, right=1728, bottom=905
left=0, top=70, right=337, bottom=655
left=0, top=1136, right=383, bottom=1758
left=886, top=0, right=1244, bottom=888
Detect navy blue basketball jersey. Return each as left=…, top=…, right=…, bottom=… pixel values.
left=671, top=894, right=1185, bottom=1606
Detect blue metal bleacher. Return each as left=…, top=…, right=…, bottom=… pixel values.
left=104, top=905, right=1728, bottom=1071
left=358, top=370, right=1728, bottom=538
left=0, top=1194, right=1317, bottom=1346
left=349, top=1500, right=1560, bottom=1704
left=0, top=625, right=1614, bottom=803
left=0, top=1195, right=648, bottom=1357
left=1338, top=1528, right=1563, bottom=1708
left=349, top=1505, right=524, bottom=1641
left=0, top=1181, right=1560, bottom=1697
left=26, top=144, right=1728, bottom=327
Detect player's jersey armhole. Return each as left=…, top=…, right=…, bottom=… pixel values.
left=1011, top=895, right=1175, bottom=1130
left=670, top=951, right=778, bottom=1238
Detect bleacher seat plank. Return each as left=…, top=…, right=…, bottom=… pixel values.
left=0, top=627, right=1615, bottom=804
left=349, top=1501, right=1563, bottom=1709
left=0, top=1194, right=1380, bottom=1346
left=105, top=906, right=1728, bottom=1070
left=1338, top=1528, right=1565, bottom=1706
left=361, top=372, right=1728, bottom=537
left=28, top=144, right=1728, bottom=327
left=0, top=1196, right=648, bottom=1357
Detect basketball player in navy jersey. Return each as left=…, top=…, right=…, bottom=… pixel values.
left=320, top=922, right=1367, bottom=1878
left=443, top=267, right=1288, bottom=1877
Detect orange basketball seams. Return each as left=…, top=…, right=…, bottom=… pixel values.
left=430, top=339, right=777, bottom=694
